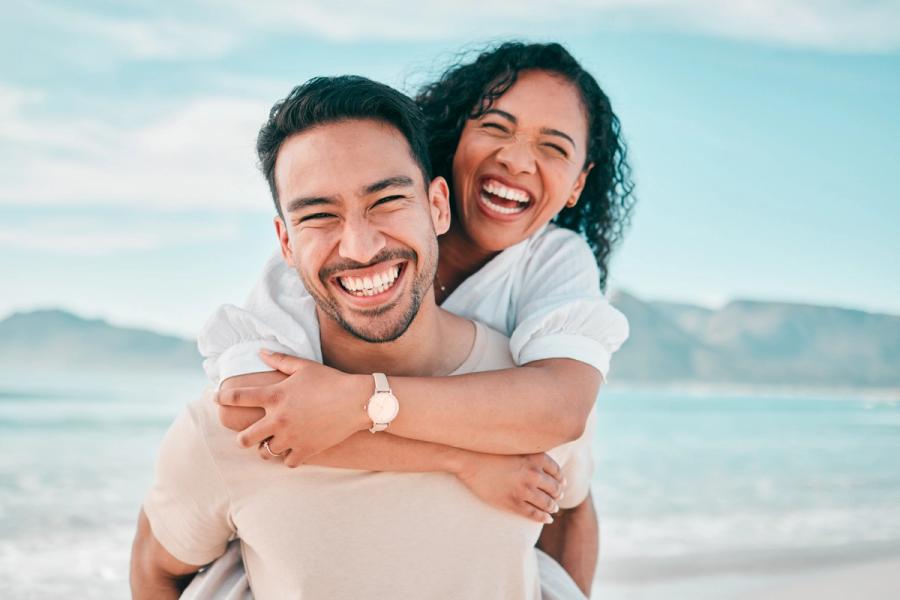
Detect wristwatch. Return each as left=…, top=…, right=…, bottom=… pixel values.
left=365, top=373, right=399, bottom=433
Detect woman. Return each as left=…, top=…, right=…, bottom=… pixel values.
left=195, top=41, right=634, bottom=597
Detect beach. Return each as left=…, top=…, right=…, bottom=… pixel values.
left=2, top=370, right=899, bottom=598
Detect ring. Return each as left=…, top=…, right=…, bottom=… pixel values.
left=263, top=439, right=285, bottom=457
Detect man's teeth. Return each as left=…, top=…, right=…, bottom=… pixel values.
left=482, top=180, right=530, bottom=204
left=339, top=265, right=401, bottom=296
left=480, top=191, right=527, bottom=215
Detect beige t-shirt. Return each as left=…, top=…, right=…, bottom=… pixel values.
left=144, top=321, right=594, bottom=600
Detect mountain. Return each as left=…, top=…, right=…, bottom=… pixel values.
left=3, top=299, right=898, bottom=389
left=611, top=292, right=900, bottom=388
left=0, top=309, right=201, bottom=371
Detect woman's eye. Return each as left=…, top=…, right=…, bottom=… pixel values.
left=543, top=143, right=569, bottom=158
left=481, top=122, right=509, bottom=133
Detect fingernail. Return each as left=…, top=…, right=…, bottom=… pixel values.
left=562, top=477, right=568, bottom=487
left=259, top=349, right=274, bottom=356
left=545, top=515, right=554, bottom=524
left=553, top=503, right=559, bottom=513
left=559, top=492, right=565, bottom=501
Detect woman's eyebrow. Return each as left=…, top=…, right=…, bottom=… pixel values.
left=540, top=127, right=576, bottom=149
left=483, top=108, right=516, bottom=123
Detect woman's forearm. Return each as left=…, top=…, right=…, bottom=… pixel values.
left=218, top=357, right=600, bottom=460
left=304, top=431, right=467, bottom=474
left=383, top=358, right=600, bottom=454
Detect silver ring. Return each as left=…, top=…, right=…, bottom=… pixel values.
left=263, top=439, right=285, bottom=457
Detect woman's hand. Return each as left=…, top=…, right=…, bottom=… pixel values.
left=455, top=452, right=565, bottom=524
left=215, top=350, right=371, bottom=466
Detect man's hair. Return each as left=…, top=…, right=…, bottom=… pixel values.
left=257, top=75, right=433, bottom=216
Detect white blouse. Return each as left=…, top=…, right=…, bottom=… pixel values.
left=198, top=224, right=629, bottom=386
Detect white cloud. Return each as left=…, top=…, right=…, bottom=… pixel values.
left=0, top=86, right=272, bottom=211
left=0, top=217, right=239, bottom=255
left=21, top=1, right=240, bottom=61
left=220, top=0, right=900, bottom=52
left=17, top=0, right=900, bottom=62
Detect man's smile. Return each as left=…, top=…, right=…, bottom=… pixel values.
left=330, top=260, right=409, bottom=304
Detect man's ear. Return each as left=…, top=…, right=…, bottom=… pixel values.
left=274, top=215, right=294, bottom=263
left=566, top=162, right=594, bottom=208
left=427, top=176, right=451, bottom=235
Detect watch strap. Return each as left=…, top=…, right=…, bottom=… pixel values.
left=373, top=372, right=390, bottom=393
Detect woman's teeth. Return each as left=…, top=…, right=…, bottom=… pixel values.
left=339, top=265, right=401, bottom=297
left=480, top=180, right=530, bottom=215
left=483, top=180, right=530, bottom=203
left=480, top=191, right=527, bottom=215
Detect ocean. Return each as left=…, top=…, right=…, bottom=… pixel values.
left=1, top=368, right=898, bottom=599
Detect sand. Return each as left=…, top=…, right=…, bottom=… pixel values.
left=735, top=557, right=900, bottom=600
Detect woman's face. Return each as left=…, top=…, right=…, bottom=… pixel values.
left=451, top=69, right=592, bottom=253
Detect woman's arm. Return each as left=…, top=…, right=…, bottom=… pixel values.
left=218, top=354, right=600, bottom=462
left=219, top=372, right=565, bottom=524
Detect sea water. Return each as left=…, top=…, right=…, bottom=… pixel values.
left=1, top=369, right=898, bottom=599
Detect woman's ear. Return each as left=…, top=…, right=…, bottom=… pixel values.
left=428, top=176, right=452, bottom=235
left=566, top=162, right=594, bottom=208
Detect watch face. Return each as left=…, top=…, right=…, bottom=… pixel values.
left=368, top=392, right=399, bottom=423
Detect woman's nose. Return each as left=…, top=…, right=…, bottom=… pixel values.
left=495, top=135, right=537, bottom=175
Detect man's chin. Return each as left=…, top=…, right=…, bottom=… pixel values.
left=332, top=298, right=418, bottom=344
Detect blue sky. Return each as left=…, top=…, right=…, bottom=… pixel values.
left=1, top=1, right=899, bottom=336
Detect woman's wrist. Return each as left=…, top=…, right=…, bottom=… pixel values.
left=343, top=373, right=375, bottom=433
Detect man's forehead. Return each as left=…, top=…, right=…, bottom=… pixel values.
left=276, top=120, right=423, bottom=201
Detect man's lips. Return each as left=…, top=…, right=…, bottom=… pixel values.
left=332, top=260, right=407, bottom=298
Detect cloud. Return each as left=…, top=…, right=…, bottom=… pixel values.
left=221, top=0, right=900, bottom=53
left=0, top=216, right=240, bottom=255
left=19, top=1, right=240, bottom=62
left=14, top=0, right=900, bottom=62
left=0, top=85, right=272, bottom=211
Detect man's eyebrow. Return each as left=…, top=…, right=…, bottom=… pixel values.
left=285, top=196, right=335, bottom=213
left=540, top=127, right=577, bottom=149
left=362, top=176, right=415, bottom=195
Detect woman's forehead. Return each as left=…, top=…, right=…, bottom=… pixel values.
left=490, top=71, right=586, bottom=127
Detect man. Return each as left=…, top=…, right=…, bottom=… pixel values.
left=130, top=76, right=593, bottom=599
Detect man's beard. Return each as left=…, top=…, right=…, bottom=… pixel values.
left=302, top=242, right=437, bottom=344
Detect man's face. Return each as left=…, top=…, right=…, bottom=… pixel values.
left=273, top=119, right=450, bottom=343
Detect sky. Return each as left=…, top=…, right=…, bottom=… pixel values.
left=1, top=0, right=899, bottom=337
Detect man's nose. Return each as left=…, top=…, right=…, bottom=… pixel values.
left=338, top=216, right=386, bottom=264
left=495, top=135, right=537, bottom=175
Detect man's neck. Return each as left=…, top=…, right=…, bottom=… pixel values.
left=318, top=290, right=475, bottom=377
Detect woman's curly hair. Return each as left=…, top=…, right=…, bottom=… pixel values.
left=416, top=41, right=636, bottom=289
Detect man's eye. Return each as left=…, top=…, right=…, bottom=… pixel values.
left=300, top=213, right=336, bottom=222
left=372, top=195, right=404, bottom=207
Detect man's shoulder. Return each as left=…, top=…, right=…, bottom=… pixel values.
left=163, top=392, right=241, bottom=464
left=453, top=320, right=514, bottom=374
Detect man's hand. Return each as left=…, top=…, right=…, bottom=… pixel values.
left=455, top=452, right=565, bottom=524
left=215, top=351, right=371, bottom=466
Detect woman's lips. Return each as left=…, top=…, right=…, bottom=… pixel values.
left=475, top=177, right=533, bottom=219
